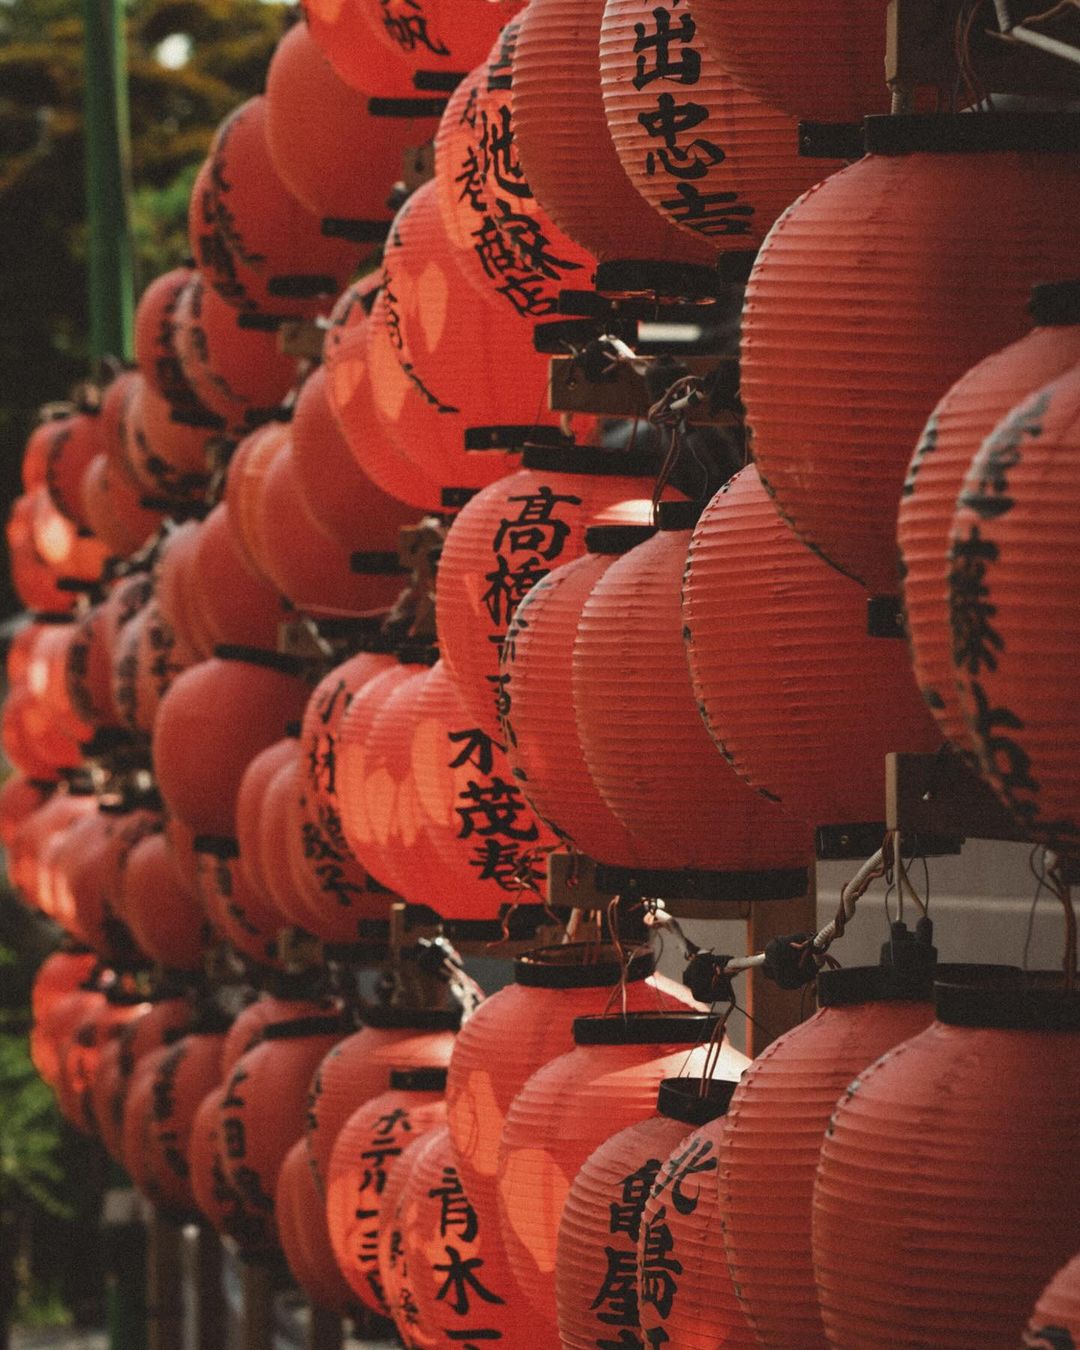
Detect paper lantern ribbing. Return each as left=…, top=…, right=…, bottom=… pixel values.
left=600, top=0, right=842, bottom=254
left=66, top=578, right=149, bottom=730
left=189, top=1083, right=275, bottom=1255
left=133, top=267, right=214, bottom=419
left=1026, top=1252, right=1080, bottom=1349
left=813, top=978, right=1080, bottom=1348
left=511, top=0, right=715, bottom=266
left=93, top=999, right=194, bottom=1161
left=574, top=518, right=812, bottom=869
left=143, top=1029, right=226, bottom=1214
left=277, top=1139, right=357, bottom=1313
left=189, top=503, right=283, bottom=653
left=377, top=1131, right=443, bottom=1350
left=556, top=1079, right=737, bottom=1349
left=947, top=367, right=1080, bottom=853
left=24, top=619, right=93, bottom=745
left=29, top=485, right=110, bottom=583
left=899, top=286, right=1080, bottom=758
left=446, top=944, right=690, bottom=1235
left=257, top=754, right=323, bottom=932
left=497, top=1012, right=747, bottom=1322
left=682, top=466, right=939, bottom=826
left=742, top=118, right=1080, bottom=595
left=691, top=0, right=891, bottom=123
left=436, top=455, right=659, bottom=738
left=79, top=453, right=164, bottom=559
left=290, top=365, right=418, bottom=557
left=222, top=993, right=336, bottom=1077
left=306, top=1007, right=459, bottom=1195
left=265, top=22, right=439, bottom=229
left=153, top=649, right=310, bottom=836
left=120, top=832, right=207, bottom=972
left=325, top=1069, right=449, bottom=1314
left=111, top=601, right=196, bottom=735
left=718, top=965, right=940, bottom=1349
left=639, top=1108, right=755, bottom=1349
left=218, top=1016, right=343, bottom=1247
left=6, top=492, right=78, bottom=615
left=194, top=837, right=286, bottom=970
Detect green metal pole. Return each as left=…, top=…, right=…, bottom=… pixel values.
left=82, top=0, right=134, bottom=361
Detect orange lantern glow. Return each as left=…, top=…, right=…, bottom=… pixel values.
left=120, top=832, right=207, bottom=972
left=1, top=684, right=83, bottom=786
left=124, top=379, right=216, bottom=505
left=236, top=737, right=298, bottom=899
left=133, top=267, right=215, bottom=420
left=306, top=1007, right=459, bottom=1195
left=189, top=1083, right=276, bottom=1255
left=556, top=1077, right=738, bottom=1349
left=436, top=452, right=659, bottom=737
left=222, top=990, right=337, bottom=1077
left=573, top=512, right=813, bottom=869
left=277, top=1138, right=357, bottom=1313
left=154, top=521, right=214, bottom=661
left=29, top=486, right=110, bottom=582
left=325, top=1068, right=448, bottom=1314
left=30, top=951, right=97, bottom=1029
left=742, top=116, right=1080, bottom=596
left=153, top=648, right=310, bottom=835
left=193, top=836, right=287, bottom=969
left=23, top=618, right=94, bottom=746
left=0, top=774, right=54, bottom=851
left=57, top=995, right=149, bottom=1133
left=32, top=985, right=103, bottom=1092
left=377, top=1130, right=442, bottom=1349
left=143, top=1026, right=227, bottom=1214
left=189, top=502, right=284, bottom=653
left=79, top=452, right=164, bottom=559
left=682, top=466, right=939, bottom=826
left=813, top=977, right=1080, bottom=1349
left=948, top=366, right=1080, bottom=853
left=1026, top=1251, right=1080, bottom=1348
left=496, top=1012, right=747, bottom=1322
left=6, top=494, right=76, bottom=615
left=900, top=283, right=1080, bottom=759
left=42, top=413, right=105, bottom=530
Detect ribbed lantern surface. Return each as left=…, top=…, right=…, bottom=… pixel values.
left=189, top=503, right=283, bottom=654
left=133, top=266, right=211, bottom=417
left=80, top=452, right=164, bottom=559
left=378, top=1131, right=443, bottom=1349
left=142, top=1029, right=226, bottom=1214
left=221, top=993, right=333, bottom=1077
left=236, top=738, right=296, bottom=901
left=1025, top=1251, right=1080, bottom=1348
left=600, top=0, right=840, bottom=253
left=719, top=967, right=937, bottom=1349
left=813, top=980, right=1080, bottom=1348
left=121, top=832, right=206, bottom=971
left=188, top=1083, right=275, bottom=1256
left=125, top=380, right=214, bottom=505
left=194, top=838, right=285, bottom=969
left=899, top=286, right=1080, bottom=757
left=511, top=0, right=715, bottom=264
left=436, top=456, right=657, bottom=738
left=154, top=520, right=211, bottom=659
left=691, top=0, right=892, bottom=122
left=682, top=466, right=939, bottom=826
left=573, top=522, right=812, bottom=868
left=325, top=1071, right=448, bottom=1314
left=496, top=1012, right=747, bottom=1322
left=258, top=753, right=328, bottom=933
left=277, top=1138, right=356, bottom=1313
left=948, top=365, right=1080, bottom=855
left=742, top=122, right=1080, bottom=595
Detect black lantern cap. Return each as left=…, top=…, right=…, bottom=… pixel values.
left=584, top=523, right=657, bottom=555
left=656, top=1076, right=738, bottom=1125
left=362, top=1006, right=462, bottom=1032
left=389, top=1067, right=449, bottom=1092
left=818, top=961, right=1021, bottom=1008
left=514, top=942, right=656, bottom=989
left=573, top=1011, right=721, bottom=1046
left=1029, top=280, right=1080, bottom=326
left=935, top=971, right=1080, bottom=1031
left=864, top=112, right=1080, bottom=156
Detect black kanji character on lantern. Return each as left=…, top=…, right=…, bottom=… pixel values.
left=457, top=145, right=487, bottom=216
left=430, top=1168, right=479, bottom=1242
left=448, top=727, right=500, bottom=775
left=639, top=1207, right=682, bottom=1319
left=478, top=104, right=529, bottom=200
left=307, top=733, right=339, bottom=797
left=961, top=389, right=1050, bottom=523
left=493, top=486, right=582, bottom=560
left=456, top=779, right=539, bottom=842
left=221, top=1118, right=245, bottom=1160
left=639, top=96, right=725, bottom=179
left=488, top=204, right=584, bottom=284
left=948, top=526, right=1003, bottom=677
left=380, top=0, right=450, bottom=55
left=231, top=1165, right=274, bottom=1213
left=432, top=1246, right=506, bottom=1316
left=609, top=1159, right=662, bottom=1240
left=481, top=554, right=548, bottom=627
left=590, top=1248, right=639, bottom=1328
left=663, top=1137, right=716, bottom=1215
left=597, top=1334, right=644, bottom=1350
left=314, top=861, right=364, bottom=908
left=643, top=1331, right=671, bottom=1347
left=318, top=678, right=348, bottom=727
left=659, top=182, right=754, bottom=235
left=469, top=840, right=543, bottom=891
left=632, top=6, right=700, bottom=88
left=372, top=1107, right=410, bottom=1139
left=966, top=682, right=1039, bottom=823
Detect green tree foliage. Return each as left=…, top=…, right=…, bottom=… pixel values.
left=0, top=0, right=287, bottom=614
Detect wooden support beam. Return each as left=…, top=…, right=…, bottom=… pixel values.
left=886, top=750, right=1030, bottom=842
left=746, top=867, right=818, bottom=1056
left=192, top=1226, right=226, bottom=1350
left=239, top=1261, right=274, bottom=1350
left=549, top=354, right=739, bottom=425
left=307, top=1306, right=343, bottom=1350
left=146, top=1209, right=184, bottom=1350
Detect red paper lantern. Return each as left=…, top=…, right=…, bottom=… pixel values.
left=121, top=832, right=207, bottom=972
left=638, top=1106, right=756, bottom=1349
left=189, top=502, right=284, bottom=653
left=153, top=649, right=310, bottom=835
left=6, top=494, right=75, bottom=615
left=742, top=116, right=1080, bottom=596
left=143, top=1027, right=227, bottom=1213
left=22, top=419, right=57, bottom=494
left=65, top=575, right=154, bottom=732
left=80, top=453, right=164, bottom=559
left=42, top=413, right=104, bottom=530
left=204, top=97, right=362, bottom=318
left=573, top=514, right=812, bottom=868
left=256, top=753, right=323, bottom=933
left=221, top=422, right=291, bottom=582
left=290, top=366, right=417, bottom=559
left=124, top=379, right=216, bottom=504
left=122, top=1045, right=174, bottom=1190
left=813, top=977, right=1080, bottom=1348
left=28, top=486, right=110, bottom=582
left=218, top=1014, right=344, bottom=1246
left=193, top=837, right=287, bottom=969
left=1, top=775, right=54, bottom=850
left=377, top=1130, right=442, bottom=1349
left=188, top=1083, right=276, bottom=1255
left=32, top=986, right=103, bottom=1091
left=24, top=619, right=93, bottom=745
left=718, top=964, right=947, bottom=1349
left=306, top=1007, right=460, bottom=1195
left=111, top=601, right=195, bottom=735
left=30, top=951, right=97, bottom=1028
left=236, top=737, right=298, bottom=898
left=325, top=296, right=444, bottom=510
left=690, top=0, right=892, bottom=123
left=412, top=660, right=558, bottom=918
left=1026, top=1251, right=1080, bottom=1348
left=556, top=1078, right=738, bottom=1348
left=496, top=1012, right=747, bottom=1321
left=947, top=365, right=1080, bottom=852
left=436, top=453, right=659, bottom=737
left=133, top=267, right=215, bottom=420
left=57, top=996, right=149, bottom=1133
left=222, top=991, right=336, bottom=1077
left=98, top=372, right=142, bottom=479
left=60, top=808, right=159, bottom=962
left=683, top=466, right=939, bottom=826
left=446, top=944, right=692, bottom=1235
left=325, top=1068, right=448, bottom=1314
left=600, top=0, right=842, bottom=255
left=511, top=0, right=715, bottom=267
left=1, top=683, right=83, bottom=783
left=277, top=1138, right=357, bottom=1313
left=154, top=521, right=214, bottom=660
left=265, top=22, right=439, bottom=229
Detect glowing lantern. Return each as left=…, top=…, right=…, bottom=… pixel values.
left=277, top=1139, right=357, bottom=1313
left=29, top=486, right=110, bottom=582
left=79, top=452, right=164, bottom=559
left=193, top=837, right=287, bottom=969
left=573, top=513, right=812, bottom=868
left=325, top=1068, right=449, bottom=1314
left=153, top=648, right=310, bottom=835
left=690, top=0, right=892, bottom=122
left=511, top=0, right=715, bottom=267
left=377, top=1130, right=442, bottom=1349
left=42, top=413, right=104, bottom=529
left=32, top=986, right=104, bottom=1092
left=436, top=453, right=659, bottom=737
left=6, top=494, right=76, bottom=615
left=222, top=990, right=337, bottom=1077
left=0, top=774, right=53, bottom=851
left=189, top=1084, right=276, bottom=1256
left=306, top=1006, right=460, bottom=1195
left=682, top=466, right=939, bottom=826
left=189, top=502, right=283, bottom=652
left=556, top=1077, right=738, bottom=1348
left=742, top=116, right=1080, bottom=596
left=265, top=22, right=439, bottom=230
left=236, top=737, right=298, bottom=898
left=30, top=951, right=97, bottom=1027
left=1026, top=1251, right=1080, bottom=1349
left=124, top=379, right=216, bottom=504
left=143, top=1026, right=227, bottom=1214
left=120, top=832, right=207, bottom=972
left=133, top=267, right=214, bottom=420
left=154, top=521, right=214, bottom=661
left=813, top=977, right=1080, bottom=1349
left=600, top=0, right=842, bottom=255
left=57, top=996, right=149, bottom=1133
left=900, top=282, right=1080, bottom=758
left=497, top=1012, right=747, bottom=1321
left=122, top=1045, right=174, bottom=1191
left=1, top=683, right=83, bottom=783
left=59, top=808, right=160, bottom=962
left=946, top=367, right=1080, bottom=852
left=23, top=619, right=93, bottom=745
